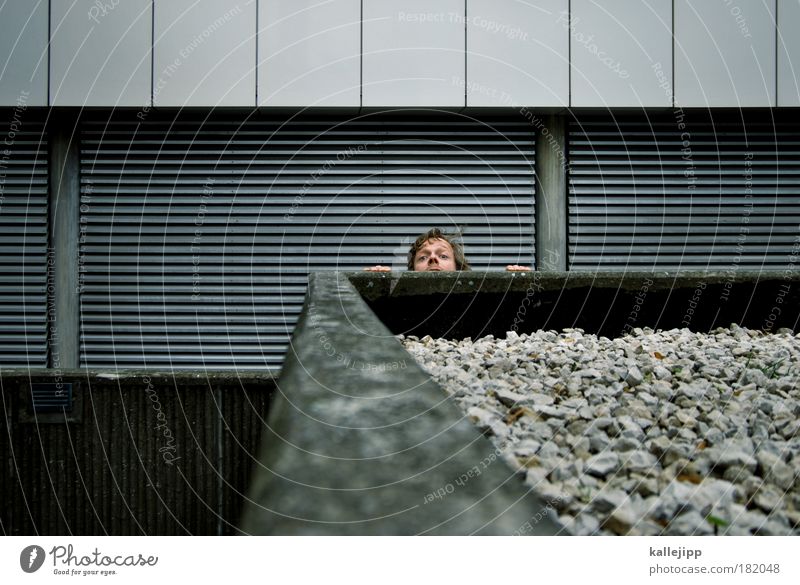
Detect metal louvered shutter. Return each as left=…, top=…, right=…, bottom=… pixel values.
left=79, top=113, right=535, bottom=370
left=568, top=114, right=800, bottom=271
left=0, top=118, right=47, bottom=367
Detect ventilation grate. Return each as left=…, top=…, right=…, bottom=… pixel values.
left=30, top=382, right=73, bottom=413
left=568, top=113, right=800, bottom=271
left=79, top=113, right=536, bottom=369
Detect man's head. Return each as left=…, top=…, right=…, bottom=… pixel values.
left=407, top=228, right=471, bottom=272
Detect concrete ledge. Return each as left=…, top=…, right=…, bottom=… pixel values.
left=240, top=270, right=799, bottom=534
left=240, top=272, right=559, bottom=535
left=1, top=369, right=278, bottom=418
left=349, top=271, right=800, bottom=339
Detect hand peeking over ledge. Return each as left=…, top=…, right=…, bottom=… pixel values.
left=363, top=228, right=531, bottom=273
left=363, top=265, right=531, bottom=272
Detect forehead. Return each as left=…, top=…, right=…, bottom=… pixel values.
left=416, top=238, right=454, bottom=254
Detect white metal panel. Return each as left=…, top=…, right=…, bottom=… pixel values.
left=675, top=0, right=776, bottom=107
left=0, top=0, right=48, bottom=106
left=570, top=0, right=672, bottom=107
left=778, top=0, right=800, bottom=106
left=258, top=0, right=360, bottom=107
left=154, top=0, right=256, bottom=107
left=363, top=0, right=465, bottom=107
left=50, top=0, right=152, bottom=107
left=467, top=0, right=568, bottom=107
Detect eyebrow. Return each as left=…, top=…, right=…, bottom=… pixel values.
left=417, top=245, right=451, bottom=255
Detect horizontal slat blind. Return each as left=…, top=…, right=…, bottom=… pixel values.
left=80, top=114, right=535, bottom=369
left=0, top=118, right=47, bottom=367
left=569, top=114, right=800, bottom=270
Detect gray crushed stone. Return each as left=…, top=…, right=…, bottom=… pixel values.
left=401, top=325, right=800, bottom=535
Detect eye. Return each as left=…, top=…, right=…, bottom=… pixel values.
left=440, top=254, right=449, bottom=259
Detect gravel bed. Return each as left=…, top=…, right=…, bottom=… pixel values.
left=401, top=326, right=800, bottom=535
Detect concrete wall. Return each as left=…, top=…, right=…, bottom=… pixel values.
left=2, top=1, right=798, bottom=107
left=2, top=371, right=272, bottom=535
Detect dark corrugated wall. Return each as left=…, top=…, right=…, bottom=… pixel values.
left=0, top=117, right=48, bottom=367
left=1, top=372, right=273, bottom=535
left=568, top=112, right=800, bottom=270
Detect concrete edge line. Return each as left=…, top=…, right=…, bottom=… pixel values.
left=239, top=272, right=560, bottom=535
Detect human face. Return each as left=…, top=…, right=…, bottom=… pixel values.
left=413, top=238, right=457, bottom=272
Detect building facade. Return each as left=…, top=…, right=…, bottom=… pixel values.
left=1, top=0, right=798, bottom=370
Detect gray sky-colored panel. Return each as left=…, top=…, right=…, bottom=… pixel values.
left=154, top=0, right=256, bottom=107
left=50, top=0, right=151, bottom=107
left=467, top=0, right=568, bottom=107
left=363, top=0, right=464, bottom=107
left=570, top=0, right=672, bottom=107
left=258, top=0, right=360, bottom=106
left=0, top=0, right=48, bottom=106
left=675, top=0, right=776, bottom=107
left=778, top=0, right=800, bottom=106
